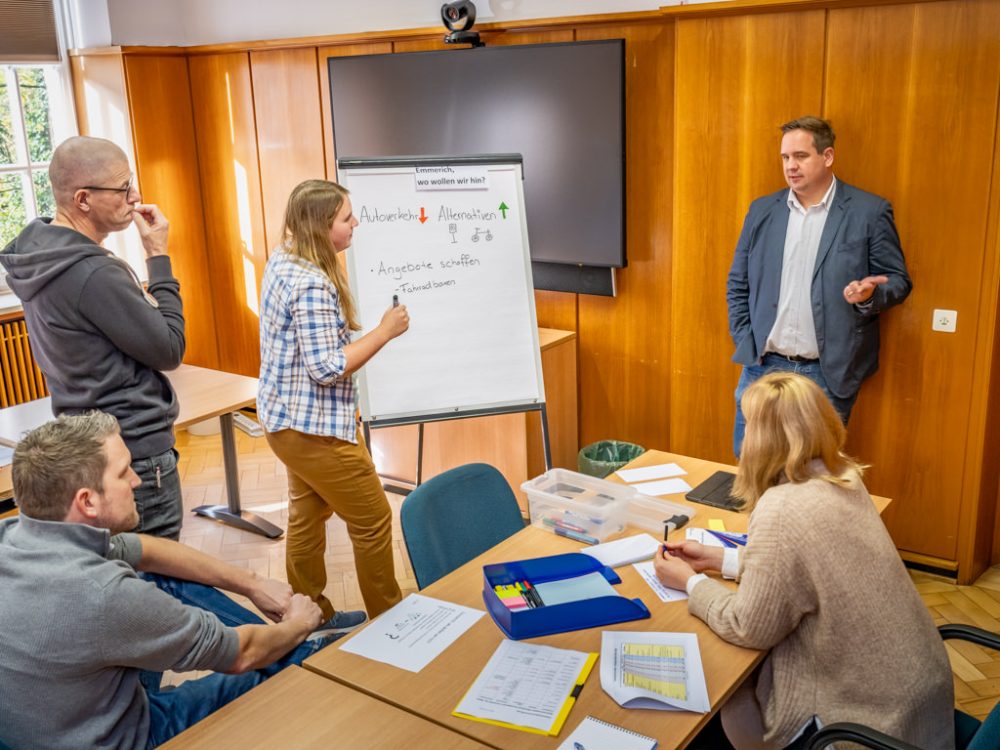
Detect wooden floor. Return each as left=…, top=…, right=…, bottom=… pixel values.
left=174, top=426, right=1000, bottom=720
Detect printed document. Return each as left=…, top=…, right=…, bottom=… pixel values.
left=454, top=639, right=597, bottom=735
left=632, top=561, right=688, bottom=603
left=600, top=631, right=710, bottom=713
left=339, top=593, right=483, bottom=672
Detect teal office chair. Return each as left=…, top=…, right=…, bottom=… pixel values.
left=400, top=463, right=526, bottom=589
left=804, top=624, right=1000, bottom=750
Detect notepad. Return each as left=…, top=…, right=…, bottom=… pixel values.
left=558, top=716, right=658, bottom=750
left=453, top=640, right=597, bottom=735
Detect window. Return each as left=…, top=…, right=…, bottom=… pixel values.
left=0, top=64, right=74, bottom=250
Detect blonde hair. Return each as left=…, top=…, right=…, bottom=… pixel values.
left=733, top=372, right=865, bottom=509
left=282, top=179, right=360, bottom=331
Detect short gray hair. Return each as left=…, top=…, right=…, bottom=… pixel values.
left=12, top=412, right=121, bottom=521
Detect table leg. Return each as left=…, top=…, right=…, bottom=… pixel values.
left=192, top=412, right=284, bottom=538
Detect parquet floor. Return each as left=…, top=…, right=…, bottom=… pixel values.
left=172, top=426, right=1000, bottom=720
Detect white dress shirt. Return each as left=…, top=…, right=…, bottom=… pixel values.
left=764, top=178, right=837, bottom=359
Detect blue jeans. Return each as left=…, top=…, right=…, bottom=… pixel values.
left=132, top=448, right=183, bottom=540
left=139, top=574, right=340, bottom=748
left=733, top=354, right=858, bottom=457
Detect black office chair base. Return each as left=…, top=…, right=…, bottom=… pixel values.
left=192, top=505, right=284, bottom=539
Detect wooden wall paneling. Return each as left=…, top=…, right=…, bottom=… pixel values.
left=122, top=54, right=220, bottom=369
left=567, top=20, right=671, bottom=453
left=987, top=112, right=1000, bottom=568
left=249, top=48, right=328, bottom=252
left=317, top=43, right=393, bottom=181
left=534, top=290, right=577, bottom=331
left=67, top=52, right=145, bottom=296
left=186, top=52, right=267, bottom=377
left=669, top=11, right=825, bottom=463
left=577, top=20, right=674, bottom=452
left=825, top=0, right=1000, bottom=568
left=983, top=110, right=1000, bottom=570
left=70, top=52, right=130, bottom=143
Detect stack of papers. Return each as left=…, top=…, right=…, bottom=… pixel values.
left=616, top=462, right=692, bottom=497
left=453, top=640, right=598, bottom=735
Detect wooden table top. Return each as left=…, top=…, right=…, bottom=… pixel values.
left=306, top=453, right=772, bottom=750
left=160, top=666, right=490, bottom=749
left=304, top=449, right=892, bottom=750
left=0, top=364, right=258, bottom=447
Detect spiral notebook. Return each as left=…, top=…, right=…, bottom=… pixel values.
left=556, top=715, right=658, bottom=749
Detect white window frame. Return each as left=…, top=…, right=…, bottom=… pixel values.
left=0, top=1, right=77, bottom=301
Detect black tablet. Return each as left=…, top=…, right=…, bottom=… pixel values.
left=685, top=470, right=742, bottom=511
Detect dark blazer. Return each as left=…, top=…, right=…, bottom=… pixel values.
left=726, top=180, right=912, bottom=399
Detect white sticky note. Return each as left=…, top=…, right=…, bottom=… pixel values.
left=631, top=478, right=692, bottom=497
left=616, top=463, right=686, bottom=483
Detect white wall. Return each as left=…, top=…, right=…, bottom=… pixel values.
left=95, top=0, right=712, bottom=48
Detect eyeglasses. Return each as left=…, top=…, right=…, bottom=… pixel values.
left=81, top=175, right=135, bottom=195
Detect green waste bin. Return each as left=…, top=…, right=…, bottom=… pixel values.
left=577, top=440, right=645, bottom=478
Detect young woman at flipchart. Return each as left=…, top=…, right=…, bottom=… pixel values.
left=258, top=179, right=408, bottom=631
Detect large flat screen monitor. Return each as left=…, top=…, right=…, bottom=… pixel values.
left=328, top=40, right=626, bottom=273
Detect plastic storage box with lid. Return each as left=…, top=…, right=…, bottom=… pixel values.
left=626, top=495, right=697, bottom=536
left=521, top=468, right=637, bottom=543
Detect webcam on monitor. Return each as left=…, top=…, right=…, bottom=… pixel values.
left=442, top=1, right=485, bottom=47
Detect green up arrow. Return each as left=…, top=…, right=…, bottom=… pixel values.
left=498, top=201, right=509, bottom=219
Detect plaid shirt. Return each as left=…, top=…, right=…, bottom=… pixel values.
left=257, top=250, right=357, bottom=442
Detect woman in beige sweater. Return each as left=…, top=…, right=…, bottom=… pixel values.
left=655, top=372, right=954, bottom=750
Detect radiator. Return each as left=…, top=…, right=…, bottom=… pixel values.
left=0, top=317, right=48, bottom=408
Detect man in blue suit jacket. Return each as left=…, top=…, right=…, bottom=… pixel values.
left=726, top=116, right=911, bottom=455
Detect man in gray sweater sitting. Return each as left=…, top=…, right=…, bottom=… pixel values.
left=0, top=412, right=347, bottom=750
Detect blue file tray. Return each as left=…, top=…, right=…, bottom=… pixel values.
left=482, top=552, right=650, bottom=640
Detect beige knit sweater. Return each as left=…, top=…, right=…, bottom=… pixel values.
left=688, top=468, right=955, bottom=750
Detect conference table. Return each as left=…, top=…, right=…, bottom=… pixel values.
left=160, top=666, right=490, bottom=748
left=0, top=364, right=282, bottom=538
left=303, top=449, right=895, bottom=749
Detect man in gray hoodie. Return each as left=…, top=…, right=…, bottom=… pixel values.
left=0, top=136, right=185, bottom=538
left=0, top=412, right=347, bottom=749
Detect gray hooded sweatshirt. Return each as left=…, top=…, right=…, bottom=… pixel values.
left=0, top=219, right=184, bottom=458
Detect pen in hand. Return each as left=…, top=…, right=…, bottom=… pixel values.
left=392, top=294, right=399, bottom=308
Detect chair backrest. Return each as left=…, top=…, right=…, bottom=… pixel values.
left=400, top=463, right=525, bottom=589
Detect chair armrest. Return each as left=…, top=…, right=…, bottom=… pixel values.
left=803, top=722, right=924, bottom=750
left=939, top=623, right=1000, bottom=651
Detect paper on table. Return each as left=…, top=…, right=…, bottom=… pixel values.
left=581, top=533, right=662, bottom=568
left=632, top=478, right=693, bottom=497
left=535, top=571, right=619, bottom=606
left=616, top=463, right=686, bottom=483
left=338, top=593, right=484, bottom=673
left=454, top=639, right=597, bottom=735
left=600, top=631, right=710, bottom=713
left=633, top=561, right=688, bottom=603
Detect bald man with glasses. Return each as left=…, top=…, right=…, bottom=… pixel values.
left=0, top=136, right=187, bottom=539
